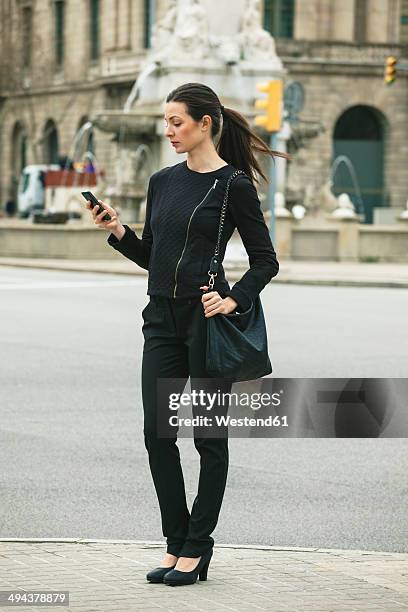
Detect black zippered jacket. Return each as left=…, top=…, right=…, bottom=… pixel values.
left=107, top=160, right=279, bottom=312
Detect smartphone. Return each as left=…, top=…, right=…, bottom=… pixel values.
left=81, top=191, right=112, bottom=222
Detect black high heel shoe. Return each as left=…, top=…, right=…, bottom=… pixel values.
left=163, top=548, right=213, bottom=586
left=146, top=563, right=177, bottom=583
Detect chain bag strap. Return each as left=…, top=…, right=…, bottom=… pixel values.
left=207, top=169, right=246, bottom=291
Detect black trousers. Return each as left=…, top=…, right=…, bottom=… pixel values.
left=141, top=295, right=232, bottom=558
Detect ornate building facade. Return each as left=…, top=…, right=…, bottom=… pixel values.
left=0, top=0, right=407, bottom=223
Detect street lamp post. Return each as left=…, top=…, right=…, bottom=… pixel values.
left=268, top=131, right=278, bottom=245
left=254, top=80, right=283, bottom=246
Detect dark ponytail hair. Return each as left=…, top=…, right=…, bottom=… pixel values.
left=166, top=81, right=289, bottom=184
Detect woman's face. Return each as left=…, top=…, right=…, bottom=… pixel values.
left=164, top=101, right=211, bottom=154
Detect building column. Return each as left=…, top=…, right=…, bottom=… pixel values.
left=366, top=0, right=393, bottom=43
left=331, top=0, right=355, bottom=42
left=293, top=0, right=318, bottom=40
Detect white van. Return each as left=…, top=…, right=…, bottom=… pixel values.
left=17, top=165, right=60, bottom=217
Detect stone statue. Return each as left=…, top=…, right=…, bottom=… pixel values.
left=150, top=0, right=278, bottom=66
left=209, top=34, right=241, bottom=65
left=150, top=0, right=178, bottom=61
left=157, top=0, right=211, bottom=61
left=173, top=0, right=209, bottom=59
left=238, top=0, right=277, bottom=61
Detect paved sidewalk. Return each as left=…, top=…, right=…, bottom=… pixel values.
left=0, top=539, right=407, bottom=612
left=1, top=257, right=408, bottom=288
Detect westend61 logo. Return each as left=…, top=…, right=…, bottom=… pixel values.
left=157, top=378, right=408, bottom=438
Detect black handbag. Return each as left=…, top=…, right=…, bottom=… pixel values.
left=204, top=169, right=273, bottom=383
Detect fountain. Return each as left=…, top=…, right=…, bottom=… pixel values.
left=329, top=155, right=365, bottom=217
left=91, top=0, right=284, bottom=222
left=298, top=154, right=366, bottom=226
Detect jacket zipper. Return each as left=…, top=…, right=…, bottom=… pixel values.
left=173, top=178, right=219, bottom=298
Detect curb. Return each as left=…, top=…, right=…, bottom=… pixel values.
left=0, top=538, right=404, bottom=556
left=0, top=260, right=147, bottom=276
left=1, top=260, right=408, bottom=289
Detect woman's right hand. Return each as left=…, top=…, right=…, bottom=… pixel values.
left=85, top=199, right=125, bottom=239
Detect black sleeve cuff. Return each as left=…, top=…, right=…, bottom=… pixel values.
left=107, top=224, right=133, bottom=251
left=223, top=286, right=252, bottom=312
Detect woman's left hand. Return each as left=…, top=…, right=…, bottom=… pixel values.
left=200, top=286, right=238, bottom=317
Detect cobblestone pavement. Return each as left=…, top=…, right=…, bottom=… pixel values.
left=0, top=539, right=407, bottom=611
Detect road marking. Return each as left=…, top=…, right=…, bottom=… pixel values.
left=0, top=280, right=143, bottom=290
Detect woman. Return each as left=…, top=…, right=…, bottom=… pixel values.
left=86, top=82, right=284, bottom=587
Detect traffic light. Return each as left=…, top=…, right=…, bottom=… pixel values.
left=384, top=56, right=397, bottom=85
left=254, top=80, right=283, bottom=132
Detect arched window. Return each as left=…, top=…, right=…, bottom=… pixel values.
left=263, top=0, right=295, bottom=38
left=43, top=119, right=59, bottom=164
left=334, top=106, right=382, bottom=141
left=333, top=106, right=385, bottom=224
